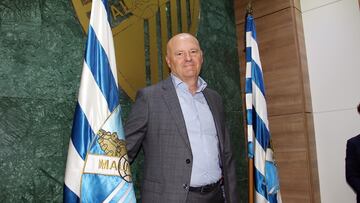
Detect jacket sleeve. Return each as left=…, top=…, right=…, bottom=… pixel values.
left=124, top=89, right=148, bottom=164
left=223, top=124, right=240, bottom=203
left=346, top=139, right=360, bottom=193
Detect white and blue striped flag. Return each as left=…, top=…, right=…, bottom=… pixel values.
left=245, top=14, right=282, bottom=203
left=63, top=0, right=136, bottom=202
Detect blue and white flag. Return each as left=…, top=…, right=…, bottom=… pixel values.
left=64, top=0, right=136, bottom=202
left=245, top=14, right=282, bottom=203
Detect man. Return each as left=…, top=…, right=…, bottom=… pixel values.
left=125, top=33, right=239, bottom=203
left=346, top=103, right=360, bottom=203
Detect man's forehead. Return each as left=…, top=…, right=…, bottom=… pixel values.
left=171, top=33, right=197, bottom=41
left=176, top=37, right=198, bottom=45
left=170, top=39, right=200, bottom=50
left=172, top=46, right=200, bottom=52
left=169, top=33, right=199, bottom=44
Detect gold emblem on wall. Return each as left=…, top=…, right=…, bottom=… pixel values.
left=72, top=0, right=200, bottom=100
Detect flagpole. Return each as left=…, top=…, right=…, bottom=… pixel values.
left=244, top=4, right=282, bottom=202
left=246, top=2, right=254, bottom=203
left=249, top=157, right=254, bottom=203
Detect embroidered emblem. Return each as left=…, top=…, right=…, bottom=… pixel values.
left=98, top=129, right=132, bottom=182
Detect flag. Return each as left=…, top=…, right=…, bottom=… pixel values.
left=63, top=0, right=136, bottom=202
left=245, top=14, right=282, bottom=203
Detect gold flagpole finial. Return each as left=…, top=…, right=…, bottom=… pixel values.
left=246, top=0, right=253, bottom=15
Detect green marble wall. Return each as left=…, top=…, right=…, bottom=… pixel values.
left=0, top=0, right=247, bottom=202
left=0, top=1, right=82, bottom=201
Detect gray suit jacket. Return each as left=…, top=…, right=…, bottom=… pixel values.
left=125, top=77, right=239, bottom=203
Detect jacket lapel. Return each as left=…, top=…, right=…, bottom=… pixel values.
left=161, top=78, right=192, bottom=151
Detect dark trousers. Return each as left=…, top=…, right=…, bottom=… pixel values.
left=186, top=184, right=225, bottom=203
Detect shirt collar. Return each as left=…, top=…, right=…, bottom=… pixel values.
left=170, top=73, right=207, bottom=93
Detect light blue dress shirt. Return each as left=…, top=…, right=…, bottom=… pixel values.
left=171, top=74, right=222, bottom=187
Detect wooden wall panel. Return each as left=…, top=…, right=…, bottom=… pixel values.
left=269, top=113, right=320, bottom=202
left=234, top=0, right=320, bottom=202
left=277, top=151, right=311, bottom=202
left=255, top=9, right=303, bottom=116
left=306, top=113, right=321, bottom=203
left=294, top=9, right=313, bottom=112
left=234, top=0, right=301, bottom=24
left=270, top=113, right=312, bottom=203
left=270, top=113, right=308, bottom=153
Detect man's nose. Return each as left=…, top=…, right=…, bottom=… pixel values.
left=184, top=52, right=192, bottom=61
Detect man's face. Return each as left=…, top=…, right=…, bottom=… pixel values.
left=165, top=34, right=203, bottom=81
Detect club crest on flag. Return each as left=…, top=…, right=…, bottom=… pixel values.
left=72, top=0, right=200, bottom=100
left=82, top=105, right=132, bottom=183
left=97, top=129, right=132, bottom=182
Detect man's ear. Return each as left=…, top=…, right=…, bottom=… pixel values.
left=200, top=50, right=204, bottom=64
left=165, top=56, right=171, bottom=68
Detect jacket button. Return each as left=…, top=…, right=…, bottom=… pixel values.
left=186, top=159, right=191, bottom=164
left=183, top=184, right=189, bottom=190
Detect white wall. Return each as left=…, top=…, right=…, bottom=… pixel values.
left=300, top=0, right=360, bottom=202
